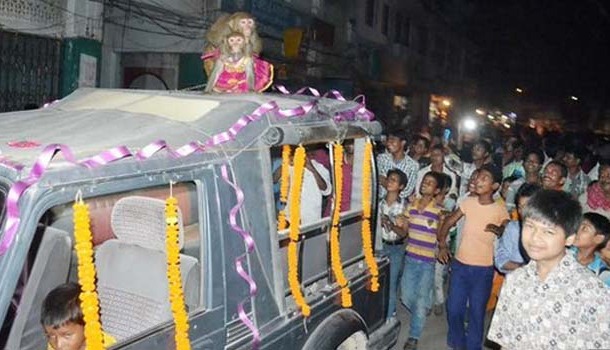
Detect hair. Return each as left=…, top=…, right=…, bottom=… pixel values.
left=543, top=134, right=563, bottom=158
left=386, top=168, right=408, bottom=188
left=564, top=144, right=586, bottom=162
left=582, top=212, right=610, bottom=250
left=525, top=148, right=545, bottom=165
left=413, top=135, right=431, bottom=149
left=502, top=175, right=520, bottom=186
left=430, top=144, right=444, bottom=153
left=386, top=129, right=408, bottom=142
left=423, top=171, right=445, bottom=191
left=515, top=183, right=541, bottom=208
left=41, top=283, right=84, bottom=328
left=545, top=160, right=568, bottom=178
left=475, top=139, right=493, bottom=155
left=479, top=163, right=503, bottom=185
left=521, top=189, right=582, bottom=237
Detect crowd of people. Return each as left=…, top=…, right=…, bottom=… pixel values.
left=376, top=126, right=610, bottom=350
left=38, top=125, right=610, bottom=350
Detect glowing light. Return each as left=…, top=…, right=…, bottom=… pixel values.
left=570, top=96, right=578, bottom=101
left=503, top=123, right=511, bottom=129
left=475, top=108, right=485, bottom=115
left=442, top=99, right=451, bottom=107
left=463, top=118, right=477, bottom=131
left=515, top=88, right=523, bottom=93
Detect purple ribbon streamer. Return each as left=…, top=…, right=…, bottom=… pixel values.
left=274, top=85, right=375, bottom=121
left=220, top=164, right=260, bottom=349
left=0, top=87, right=375, bottom=256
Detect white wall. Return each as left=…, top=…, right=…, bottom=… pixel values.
left=0, top=0, right=102, bottom=39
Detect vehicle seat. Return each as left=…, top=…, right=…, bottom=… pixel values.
left=95, top=196, right=200, bottom=341
left=5, top=227, right=72, bottom=350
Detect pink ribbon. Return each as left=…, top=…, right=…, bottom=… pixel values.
left=220, top=164, right=260, bottom=349
left=0, top=87, right=375, bottom=256
left=274, top=85, right=374, bottom=121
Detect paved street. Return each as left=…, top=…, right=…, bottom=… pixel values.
left=393, top=302, right=496, bottom=350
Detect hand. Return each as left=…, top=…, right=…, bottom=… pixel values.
left=408, top=194, right=417, bottom=204
left=394, top=214, right=407, bottom=228
left=437, top=244, right=451, bottom=264
left=485, top=224, right=505, bottom=237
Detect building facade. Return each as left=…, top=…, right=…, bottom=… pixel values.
left=1, top=0, right=480, bottom=128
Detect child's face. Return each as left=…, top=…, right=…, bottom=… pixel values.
left=386, top=173, right=405, bottom=193
left=419, top=175, right=439, bottom=196
left=385, top=136, right=406, bottom=154
left=474, top=169, right=499, bottom=195
left=467, top=171, right=479, bottom=193
left=573, top=219, right=603, bottom=249
left=44, top=322, right=86, bottom=350
left=522, top=217, right=572, bottom=263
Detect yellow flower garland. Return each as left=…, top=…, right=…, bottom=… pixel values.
left=277, top=144, right=291, bottom=231
left=287, top=145, right=311, bottom=316
left=330, top=142, right=352, bottom=307
left=165, top=196, right=192, bottom=350
left=361, top=139, right=379, bottom=292
left=73, top=199, right=105, bottom=350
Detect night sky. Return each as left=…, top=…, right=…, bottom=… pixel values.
left=459, top=0, right=610, bottom=109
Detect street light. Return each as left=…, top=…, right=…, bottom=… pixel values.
left=442, top=99, right=451, bottom=107
left=515, top=87, right=523, bottom=93
left=462, top=118, right=477, bottom=131
left=570, top=95, right=578, bottom=101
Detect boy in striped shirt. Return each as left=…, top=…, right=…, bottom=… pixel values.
left=396, top=171, right=445, bottom=350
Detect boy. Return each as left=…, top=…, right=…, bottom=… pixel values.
left=432, top=173, right=456, bottom=316
left=377, top=130, right=419, bottom=200
left=488, top=190, right=610, bottom=349
left=437, top=164, right=509, bottom=350
left=41, top=282, right=115, bottom=350
left=396, top=171, right=445, bottom=350
left=571, top=212, right=610, bottom=286
left=378, top=168, right=409, bottom=320
left=494, top=183, right=541, bottom=274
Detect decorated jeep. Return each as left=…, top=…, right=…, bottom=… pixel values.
left=0, top=88, right=399, bottom=349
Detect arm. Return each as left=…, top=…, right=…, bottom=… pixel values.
left=494, top=222, right=524, bottom=273
left=485, top=219, right=510, bottom=237
left=437, top=207, right=464, bottom=264
left=393, top=214, right=408, bottom=238
left=306, top=158, right=331, bottom=194
left=402, top=160, right=419, bottom=198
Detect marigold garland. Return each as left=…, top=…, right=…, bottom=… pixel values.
left=287, top=145, right=311, bottom=316
left=73, top=199, right=106, bottom=350
left=330, top=142, right=352, bottom=307
left=361, top=139, right=379, bottom=292
left=277, top=144, right=292, bottom=231
left=165, top=196, right=192, bottom=350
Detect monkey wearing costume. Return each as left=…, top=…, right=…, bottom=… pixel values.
left=203, top=31, right=273, bottom=93
left=202, top=12, right=263, bottom=77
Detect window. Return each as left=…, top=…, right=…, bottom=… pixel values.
left=381, top=4, right=389, bottom=36
left=418, top=25, right=428, bottom=55
left=365, top=0, right=376, bottom=27
left=394, top=13, right=410, bottom=46
left=1, top=182, right=203, bottom=348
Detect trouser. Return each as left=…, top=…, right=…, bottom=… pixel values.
left=433, top=260, right=447, bottom=305
left=401, top=255, right=435, bottom=340
left=383, top=242, right=405, bottom=319
left=446, top=259, right=494, bottom=350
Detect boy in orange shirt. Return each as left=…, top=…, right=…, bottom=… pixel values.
left=437, top=164, right=509, bottom=350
